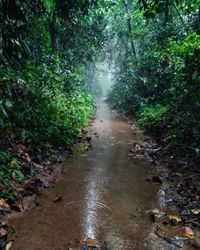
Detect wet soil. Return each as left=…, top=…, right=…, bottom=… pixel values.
left=7, top=100, right=193, bottom=250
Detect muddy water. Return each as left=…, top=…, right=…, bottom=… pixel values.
left=9, top=100, right=161, bottom=250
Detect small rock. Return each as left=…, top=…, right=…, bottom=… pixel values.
left=191, top=208, right=200, bottom=215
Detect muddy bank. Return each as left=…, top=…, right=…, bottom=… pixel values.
left=0, top=123, right=94, bottom=250
left=125, top=121, right=200, bottom=249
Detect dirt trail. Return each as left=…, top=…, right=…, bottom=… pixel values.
left=8, top=100, right=168, bottom=249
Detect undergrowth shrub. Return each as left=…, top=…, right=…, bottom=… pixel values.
left=0, top=56, right=95, bottom=157
left=0, top=151, right=25, bottom=202
left=110, top=30, right=200, bottom=159
left=0, top=55, right=95, bottom=200
left=137, top=104, right=168, bottom=130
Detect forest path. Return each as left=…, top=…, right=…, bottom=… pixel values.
left=9, top=99, right=163, bottom=250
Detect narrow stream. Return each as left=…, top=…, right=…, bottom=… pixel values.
left=9, top=100, right=161, bottom=250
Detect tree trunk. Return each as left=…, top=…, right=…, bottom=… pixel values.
left=172, top=2, right=187, bottom=32
left=163, top=0, right=169, bottom=27
left=122, top=0, right=137, bottom=59
left=49, top=11, right=57, bottom=52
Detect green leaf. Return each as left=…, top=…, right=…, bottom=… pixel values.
left=14, top=169, right=25, bottom=183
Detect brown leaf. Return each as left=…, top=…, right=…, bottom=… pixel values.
left=182, top=227, right=194, bottom=239
left=10, top=160, right=15, bottom=168
left=11, top=172, right=16, bottom=180
left=17, top=144, right=27, bottom=152
left=82, top=129, right=88, bottom=134
left=53, top=196, right=62, bottom=203
left=24, top=153, right=32, bottom=163
left=80, top=238, right=98, bottom=247
left=149, top=208, right=165, bottom=222
left=32, top=162, right=44, bottom=170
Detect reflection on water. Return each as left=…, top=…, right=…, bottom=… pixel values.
left=84, top=175, right=100, bottom=239
left=83, top=168, right=112, bottom=239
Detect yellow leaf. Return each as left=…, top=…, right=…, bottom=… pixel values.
left=0, top=199, right=10, bottom=209
left=6, top=242, right=13, bottom=250
left=168, top=215, right=182, bottom=223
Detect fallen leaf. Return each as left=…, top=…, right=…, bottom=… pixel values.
left=149, top=208, right=165, bottom=222
left=82, top=129, right=88, bottom=134
left=32, top=162, right=44, bottom=169
left=6, top=242, right=13, bottom=250
left=24, top=153, right=32, bottom=163
left=175, top=172, right=183, bottom=177
left=168, top=215, right=182, bottom=223
left=182, top=227, right=194, bottom=239
left=11, top=172, right=16, bottom=180
left=10, top=161, right=15, bottom=168
left=17, top=144, right=27, bottom=152
left=80, top=238, right=97, bottom=247
left=0, top=199, right=10, bottom=209
left=53, top=196, right=62, bottom=203
left=191, top=208, right=200, bottom=215
left=0, top=227, right=7, bottom=237
left=152, top=208, right=160, bottom=214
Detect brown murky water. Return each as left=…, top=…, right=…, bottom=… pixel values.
left=9, top=100, right=162, bottom=250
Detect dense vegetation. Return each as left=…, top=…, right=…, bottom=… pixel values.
left=0, top=0, right=112, bottom=201
left=108, top=0, right=200, bottom=160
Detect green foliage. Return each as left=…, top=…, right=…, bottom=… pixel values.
left=0, top=57, right=94, bottom=156
left=0, top=0, right=44, bottom=66
left=137, top=0, right=200, bottom=17
left=109, top=0, right=200, bottom=159
left=137, top=104, right=168, bottom=130
left=0, top=152, right=25, bottom=184
left=0, top=0, right=110, bottom=200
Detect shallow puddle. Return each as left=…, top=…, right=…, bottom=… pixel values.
left=8, top=100, right=179, bottom=249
